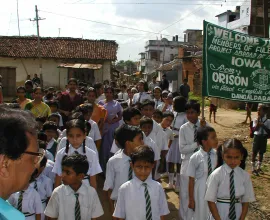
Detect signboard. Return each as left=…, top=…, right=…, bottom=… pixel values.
left=203, top=21, right=270, bottom=103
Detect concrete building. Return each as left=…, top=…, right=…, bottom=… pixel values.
left=0, top=36, right=118, bottom=97
left=216, top=1, right=270, bottom=37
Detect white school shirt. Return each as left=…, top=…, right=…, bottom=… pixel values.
left=161, top=126, right=174, bottom=145
left=57, top=136, right=98, bottom=155
left=95, top=94, right=105, bottom=103
left=157, top=103, right=173, bottom=112
left=187, top=147, right=217, bottom=180
left=52, top=112, right=64, bottom=127
left=118, top=92, right=128, bottom=101
left=103, top=150, right=132, bottom=200
left=43, top=159, right=56, bottom=183
left=8, top=186, right=43, bottom=220
left=53, top=144, right=102, bottom=177
left=205, top=164, right=256, bottom=220
left=132, top=92, right=152, bottom=103
left=88, top=119, right=102, bottom=141
left=113, top=175, right=170, bottom=220
left=153, top=98, right=163, bottom=109
left=253, top=116, right=270, bottom=135
left=149, top=121, right=168, bottom=152
left=45, top=150, right=54, bottom=161
left=30, top=174, right=53, bottom=202
left=44, top=183, right=104, bottom=220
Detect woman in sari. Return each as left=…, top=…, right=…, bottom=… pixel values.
left=13, top=86, right=31, bottom=109
left=98, top=86, right=122, bottom=172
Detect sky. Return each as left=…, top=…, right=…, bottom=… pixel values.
left=0, top=0, right=250, bottom=61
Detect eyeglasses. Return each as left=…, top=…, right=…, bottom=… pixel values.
left=24, top=148, right=45, bottom=165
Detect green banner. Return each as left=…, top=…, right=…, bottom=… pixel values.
left=203, top=20, right=270, bottom=103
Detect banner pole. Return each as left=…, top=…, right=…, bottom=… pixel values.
left=201, top=96, right=205, bottom=119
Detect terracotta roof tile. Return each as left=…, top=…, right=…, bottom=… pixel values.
left=0, top=36, right=118, bottom=60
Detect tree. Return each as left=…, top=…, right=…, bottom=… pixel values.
left=116, top=60, right=137, bottom=74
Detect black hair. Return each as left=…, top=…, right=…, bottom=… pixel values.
left=140, top=99, right=155, bottom=109
left=216, top=139, right=247, bottom=169
left=75, top=103, right=93, bottom=115
left=121, top=84, right=127, bottom=89
left=0, top=106, right=37, bottom=160
left=38, top=132, right=47, bottom=142
left=114, top=124, right=143, bottom=149
left=87, top=87, right=97, bottom=97
left=33, top=87, right=43, bottom=93
left=153, top=109, right=163, bottom=118
left=130, top=145, right=155, bottom=164
left=85, top=121, right=91, bottom=135
left=162, top=111, right=174, bottom=119
left=36, top=117, right=47, bottom=124
left=46, top=100, right=59, bottom=108
left=138, top=80, right=149, bottom=92
left=185, top=100, right=200, bottom=113
left=65, top=119, right=86, bottom=154
left=38, top=140, right=47, bottom=150
left=197, top=126, right=216, bottom=146
left=123, top=107, right=142, bottom=123
left=42, top=121, right=58, bottom=132
left=62, top=154, right=89, bottom=175
left=140, top=117, right=153, bottom=127
left=68, top=78, right=78, bottom=85
left=16, top=86, right=26, bottom=93
left=40, top=156, right=47, bottom=168
left=48, top=113, right=60, bottom=122
left=104, top=86, right=114, bottom=94
left=173, top=96, right=187, bottom=113
left=25, top=80, right=33, bottom=87
left=93, top=82, right=103, bottom=90
left=69, top=112, right=85, bottom=121
left=45, top=93, right=54, bottom=100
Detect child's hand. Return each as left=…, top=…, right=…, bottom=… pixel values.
left=200, top=117, right=206, bottom=127
left=188, top=199, right=195, bottom=210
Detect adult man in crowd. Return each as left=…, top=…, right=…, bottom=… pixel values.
left=148, top=75, right=159, bottom=92
left=159, top=74, right=169, bottom=91
left=179, top=78, right=190, bottom=100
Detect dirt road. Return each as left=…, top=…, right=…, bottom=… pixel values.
left=96, top=108, right=270, bottom=220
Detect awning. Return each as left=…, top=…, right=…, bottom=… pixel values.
left=58, top=63, right=102, bottom=69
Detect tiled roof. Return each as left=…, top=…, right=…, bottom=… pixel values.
left=0, top=36, right=118, bottom=60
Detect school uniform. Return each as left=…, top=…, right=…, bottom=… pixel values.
left=52, top=112, right=64, bottom=127
left=45, top=150, right=54, bottom=161
left=252, top=116, right=270, bottom=154
left=118, top=92, right=129, bottom=101
left=8, top=186, right=43, bottom=220
left=45, top=182, right=104, bottom=220
left=113, top=175, right=170, bottom=220
left=104, top=150, right=133, bottom=201
left=153, top=98, right=163, bottom=109
left=205, top=164, right=256, bottom=220
left=157, top=103, right=173, bottom=112
left=179, top=120, right=201, bottom=220
left=167, top=112, right=187, bottom=164
left=57, top=136, right=98, bottom=155
left=162, top=127, right=174, bottom=145
left=46, top=138, right=58, bottom=160
left=187, top=148, right=217, bottom=220
left=132, top=92, right=152, bottom=104
left=53, top=144, right=102, bottom=185
left=88, top=119, right=102, bottom=142
left=43, top=159, right=56, bottom=184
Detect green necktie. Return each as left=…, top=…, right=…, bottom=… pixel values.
left=142, top=183, right=152, bottom=220
left=34, top=180, right=38, bottom=191
left=229, top=170, right=236, bottom=220
left=74, top=193, right=81, bottom=220
left=17, top=191, right=24, bottom=212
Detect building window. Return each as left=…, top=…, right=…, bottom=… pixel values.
left=150, top=51, right=160, bottom=61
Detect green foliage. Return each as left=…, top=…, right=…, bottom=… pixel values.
left=189, top=92, right=210, bottom=106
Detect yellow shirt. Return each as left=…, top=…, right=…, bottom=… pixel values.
left=25, top=101, right=51, bottom=118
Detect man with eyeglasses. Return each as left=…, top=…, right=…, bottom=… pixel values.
left=0, top=106, right=45, bottom=220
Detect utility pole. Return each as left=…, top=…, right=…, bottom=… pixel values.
left=263, top=0, right=269, bottom=38
left=30, top=5, right=45, bottom=87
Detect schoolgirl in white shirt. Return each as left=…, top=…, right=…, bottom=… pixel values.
left=8, top=182, right=43, bottom=220
left=179, top=100, right=207, bottom=220
left=187, top=126, right=218, bottom=220
left=166, top=96, right=188, bottom=192
left=132, top=80, right=152, bottom=104
left=53, top=119, right=102, bottom=190
left=205, top=139, right=256, bottom=220
left=153, top=86, right=164, bottom=109
left=45, top=154, right=104, bottom=220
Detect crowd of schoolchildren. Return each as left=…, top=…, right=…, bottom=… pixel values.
left=3, top=76, right=270, bottom=220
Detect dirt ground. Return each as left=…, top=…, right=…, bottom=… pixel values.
left=96, top=108, right=270, bottom=220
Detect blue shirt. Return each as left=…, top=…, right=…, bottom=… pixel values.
left=0, top=197, right=25, bottom=220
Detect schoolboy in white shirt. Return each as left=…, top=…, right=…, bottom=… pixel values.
left=132, top=80, right=152, bottom=104
left=118, top=84, right=129, bottom=101
left=179, top=100, right=207, bottom=220
left=113, top=146, right=170, bottom=220
left=8, top=178, right=43, bottom=220
left=45, top=154, right=104, bottom=220
left=104, top=124, right=144, bottom=215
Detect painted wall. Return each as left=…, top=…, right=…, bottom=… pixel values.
left=94, top=60, right=111, bottom=83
